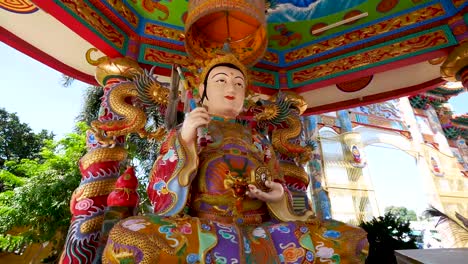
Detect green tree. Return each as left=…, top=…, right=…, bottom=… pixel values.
left=0, top=123, right=86, bottom=260
left=385, top=206, right=418, bottom=222
left=75, top=85, right=103, bottom=126
left=0, top=108, right=54, bottom=168
left=360, top=212, right=418, bottom=264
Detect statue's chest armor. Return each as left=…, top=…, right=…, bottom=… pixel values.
left=191, top=121, right=270, bottom=215
left=198, top=121, right=263, bottom=193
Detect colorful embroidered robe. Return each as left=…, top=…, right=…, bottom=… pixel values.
left=103, top=120, right=368, bottom=263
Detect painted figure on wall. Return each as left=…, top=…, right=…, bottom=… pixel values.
left=430, top=156, right=444, bottom=177
left=358, top=100, right=401, bottom=119
left=351, top=145, right=362, bottom=164
left=266, top=0, right=367, bottom=23
left=431, top=156, right=440, bottom=173
left=102, top=53, right=368, bottom=263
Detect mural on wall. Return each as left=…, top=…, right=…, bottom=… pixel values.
left=266, top=0, right=367, bottom=23
left=456, top=139, right=468, bottom=174
left=426, top=107, right=445, bottom=135
left=450, top=147, right=463, bottom=163
left=356, top=100, right=401, bottom=119
left=270, top=24, right=303, bottom=47
left=350, top=145, right=367, bottom=168
left=415, top=115, right=434, bottom=135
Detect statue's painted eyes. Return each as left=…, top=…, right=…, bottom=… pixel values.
left=216, top=79, right=226, bottom=83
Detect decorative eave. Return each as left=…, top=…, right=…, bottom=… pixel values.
left=408, top=83, right=467, bottom=110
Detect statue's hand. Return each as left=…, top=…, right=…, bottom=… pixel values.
left=246, top=180, right=284, bottom=203
left=180, top=107, right=210, bottom=145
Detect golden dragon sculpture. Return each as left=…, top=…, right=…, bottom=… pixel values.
left=254, top=91, right=313, bottom=187
left=90, top=67, right=170, bottom=146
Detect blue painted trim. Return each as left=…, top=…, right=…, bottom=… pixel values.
left=140, top=17, right=185, bottom=31
left=461, top=1, right=468, bottom=10
left=287, top=25, right=457, bottom=88
left=163, top=177, right=189, bottom=216
left=439, top=0, right=457, bottom=15
left=278, top=49, right=286, bottom=66
left=337, top=110, right=353, bottom=132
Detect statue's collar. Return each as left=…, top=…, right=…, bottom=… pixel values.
left=210, top=115, right=238, bottom=123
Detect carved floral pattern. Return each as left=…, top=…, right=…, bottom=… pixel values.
left=61, top=0, right=125, bottom=49
left=249, top=69, right=276, bottom=86
left=143, top=47, right=191, bottom=67
left=144, top=23, right=185, bottom=42
left=292, top=30, right=449, bottom=84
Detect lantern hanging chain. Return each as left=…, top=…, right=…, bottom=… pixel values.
left=225, top=10, right=231, bottom=43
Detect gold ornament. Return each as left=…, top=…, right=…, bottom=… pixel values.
left=189, top=52, right=250, bottom=87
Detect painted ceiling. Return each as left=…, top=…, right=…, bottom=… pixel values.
left=0, top=0, right=466, bottom=114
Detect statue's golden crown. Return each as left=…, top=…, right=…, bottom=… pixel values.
left=188, top=51, right=249, bottom=87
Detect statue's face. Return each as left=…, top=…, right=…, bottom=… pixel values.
left=201, top=65, right=246, bottom=118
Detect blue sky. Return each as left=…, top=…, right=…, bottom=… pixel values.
left=0, top=43, right=88, bottom=138
left=365, top=144, right=427, bottom=216
left=1, top=42, right=467, bottom=137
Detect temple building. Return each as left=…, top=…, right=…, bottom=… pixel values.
left=304, top=84, right=467, bottom=247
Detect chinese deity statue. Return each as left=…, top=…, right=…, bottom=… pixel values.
left=102, top=53, right=368, bottom=263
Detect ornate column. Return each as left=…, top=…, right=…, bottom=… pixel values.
left=302, top=115, right=332, bottom=220
left=337, top=110, right=369, bottom=223
left=60, top=54, right=143, bottom=264
left=337, top=110, right=353, bottom=133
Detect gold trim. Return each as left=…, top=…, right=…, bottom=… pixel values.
left=80, top=147, right=128, bottom=170
left=194, top=52, right=250, bottom=87
left=75, top=178, right=116, bottom=200
left=176, top=132, right=199, bottom=187
left=80, top=215, right=104, bottom=234
left=441, top=42, right=468, bottom=82
left=267, top=194, right=314, bottom=222
left=86, top=48, right=107, bottom=66
left=93, top=56, right=143, bottom=86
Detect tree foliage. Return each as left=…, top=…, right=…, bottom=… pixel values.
left=424, top=205, right=468, bottom=246
left=384, top=206, right=418, bottom=222
left=0, top=108, right=54, bottom=167
left=75, top=85, right=104, bottom=126
left=0, top=123, right=86, bottom=257
left=360, top=212, right=418, bottom=264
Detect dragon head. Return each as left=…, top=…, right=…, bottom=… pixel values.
left=255, top=102, right=279, bottom=122
left=254, top=91, right=307, bottom=125
left=271, top=91, right=307, bottom=115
